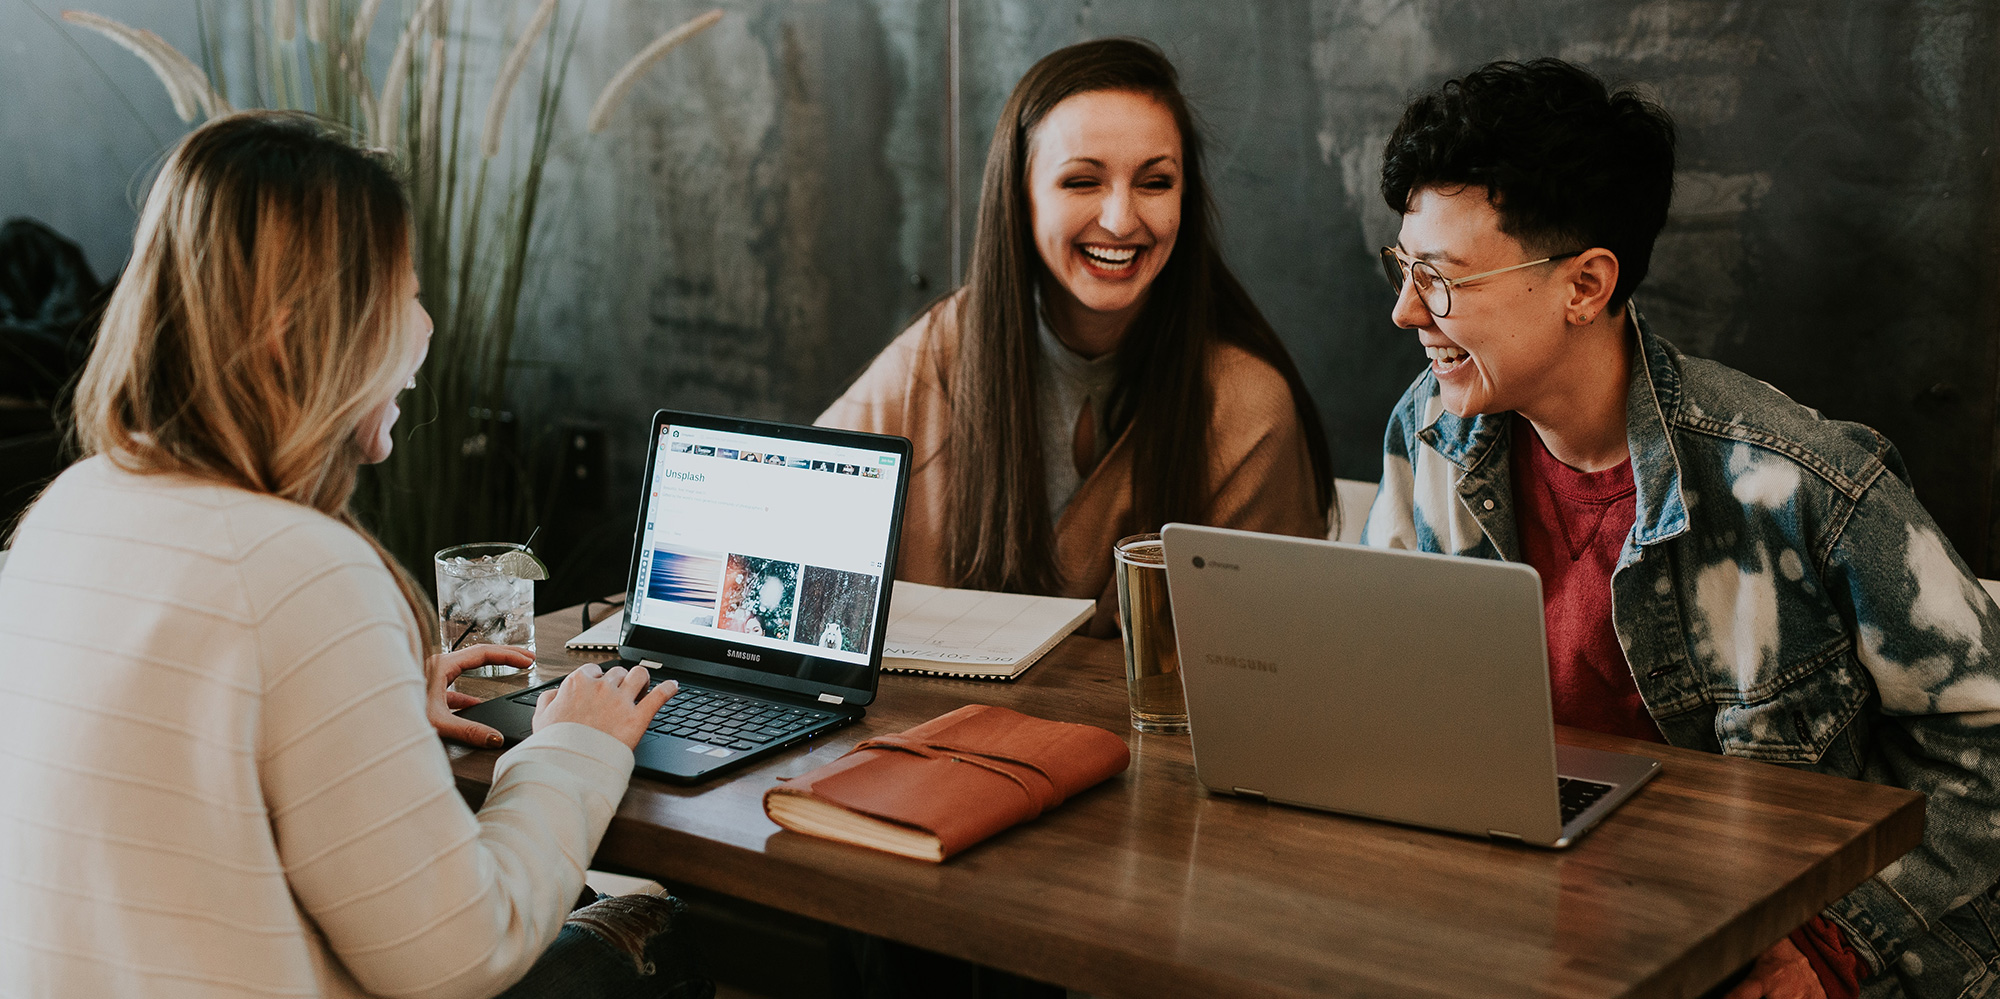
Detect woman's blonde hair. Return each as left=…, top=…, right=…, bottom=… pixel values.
left=74, top=110, right=437, bottom=652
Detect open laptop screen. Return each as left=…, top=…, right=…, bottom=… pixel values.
left=622, top=414, right=907, bottom=698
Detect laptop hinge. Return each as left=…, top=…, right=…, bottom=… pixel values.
left=817, top=692, right=844, bottom=704
left=1487, top=829, right=1525, bottom=842
left=1232, top=787, right=1267, bottom=800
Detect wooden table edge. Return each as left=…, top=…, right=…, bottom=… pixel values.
left=446, top=601, right=1930, bottom=999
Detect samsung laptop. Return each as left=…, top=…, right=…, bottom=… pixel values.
left=458, top=410, right=911, bottom=783
left=1161, top=524, right=1660, bottom=848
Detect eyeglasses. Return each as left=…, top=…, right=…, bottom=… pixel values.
left=1379, top=246, right=1582, bottom=318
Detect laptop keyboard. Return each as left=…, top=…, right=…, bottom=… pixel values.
left=1558, top=776, right=1617, bottom=824
left=643, top=684, right=834, bottom=751
left=506, top=677, right=836, bottom=753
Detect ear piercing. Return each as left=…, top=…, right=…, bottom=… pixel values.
left=405, top=376, right=417, bottom=390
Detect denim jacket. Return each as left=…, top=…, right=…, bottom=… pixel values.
left=1362, top=310, right=2000, bottom=998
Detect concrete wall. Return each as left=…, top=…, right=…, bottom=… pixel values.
left=5, top=0, right=1998, bottom=578
left=947, top=0, right=2000, bottom=573
left=1, top=0, right=202, bottom=281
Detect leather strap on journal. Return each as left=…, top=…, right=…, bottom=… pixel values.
left=850, top=731, right=1068, bottom=814
left=764, top=704, right=1130, bottom=859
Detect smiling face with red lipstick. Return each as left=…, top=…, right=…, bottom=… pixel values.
left=1025, top=89, right=1182, bottom=357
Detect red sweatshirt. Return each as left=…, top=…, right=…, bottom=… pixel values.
left=1509, top=414, right=1661, bottom=744
left=1509, top=415, right=1862, bottom=997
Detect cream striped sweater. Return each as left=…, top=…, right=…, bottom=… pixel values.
left=0, top=457, right=634, bottom=998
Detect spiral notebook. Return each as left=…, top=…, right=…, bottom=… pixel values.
left=566, top=610, right=630, bottom=652
left=569, top=581, right=1094, bottom=681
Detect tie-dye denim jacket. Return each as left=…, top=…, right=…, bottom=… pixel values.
left=1362, top=311, right=2000, bottom=997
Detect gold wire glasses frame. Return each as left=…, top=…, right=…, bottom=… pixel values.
left=1379, top=246, right=1583, bottom=318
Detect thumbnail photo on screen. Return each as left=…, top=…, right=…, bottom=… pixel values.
left=645, top=544, right=726, bottom=629
left=720, top=554, right=799, bottom=640
left=794, top=566, right=881, bottom=653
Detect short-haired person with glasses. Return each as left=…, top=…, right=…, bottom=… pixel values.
left=1362, top=59, right=2000, bottom=999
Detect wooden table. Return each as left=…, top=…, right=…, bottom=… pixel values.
left=449, top=604, right=1924, bottom=999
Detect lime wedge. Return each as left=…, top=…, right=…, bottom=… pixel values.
left=496, top=549, right=549, bottom=580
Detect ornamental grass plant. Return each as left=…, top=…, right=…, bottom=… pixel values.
left=61, top=0, right=721, bottom=590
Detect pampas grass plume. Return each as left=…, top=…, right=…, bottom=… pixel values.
left=350, top=0, right=386, bottom=52
left=419, top=35, right=445, bottom=176
left=374, top=0, right=440, bottom=148
left=479, top=0, right=558, bottom=159
left=305, top=0, right=329, bottom=44
left=586, top=9, right=722, bottom=134
left=63, top=10, right=229, bottom=122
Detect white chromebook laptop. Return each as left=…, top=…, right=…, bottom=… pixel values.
left=1160, top=524, right=1661, bottom=848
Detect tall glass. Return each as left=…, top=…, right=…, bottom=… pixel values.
left=435, top=542, right=535, bottom=677
left=1114, top=533, right=1187, bottom=734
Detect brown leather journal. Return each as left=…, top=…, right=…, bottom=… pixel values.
left=762, top=704, right=1131, bottom=861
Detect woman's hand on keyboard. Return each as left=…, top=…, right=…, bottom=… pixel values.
left=534, top=661, right=679, bottom=749
left=427, top=644, right=536, bottom=747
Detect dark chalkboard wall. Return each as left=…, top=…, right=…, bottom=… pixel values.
left=947, top=0, right=2000, bottom=571
left=5, top=0, right=1997, bottom=581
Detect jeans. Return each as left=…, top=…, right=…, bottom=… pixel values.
left=493, top=893, right=713, bottom=999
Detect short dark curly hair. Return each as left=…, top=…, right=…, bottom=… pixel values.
left=1381, top=58, right=1676, bottom=312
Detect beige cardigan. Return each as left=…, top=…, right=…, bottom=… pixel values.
left=819, top=296, right=1327, bottom=636
left=0, top=457, right=633, bottom=999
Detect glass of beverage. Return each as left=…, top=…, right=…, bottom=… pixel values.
left=435, top=542, right=537, bottom=677
left=1114, top=533, right=1187, bottom=734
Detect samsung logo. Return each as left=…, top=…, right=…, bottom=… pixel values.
left=1208, top=653, right=1279, bottom=674
left=726, top=649, right=761, bottom=663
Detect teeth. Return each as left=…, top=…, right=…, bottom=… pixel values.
left=1080, top=245, right=1138, bottom=267
left=1425, top=346, right=1468, bottom=364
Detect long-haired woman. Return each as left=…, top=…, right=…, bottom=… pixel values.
left=820, top=38, right=1332, bottom=634
left=0, top=112, right=706, bottom=999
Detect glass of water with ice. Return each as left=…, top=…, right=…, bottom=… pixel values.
left=434, top=542, right=539, bottom=676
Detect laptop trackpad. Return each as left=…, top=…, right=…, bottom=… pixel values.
left=634, top=737, right=730, bottom=779
left=456, top=691, right=538, bottom=743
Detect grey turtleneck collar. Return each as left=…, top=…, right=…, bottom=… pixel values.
left=1034, top=302, right=1120, bottom=519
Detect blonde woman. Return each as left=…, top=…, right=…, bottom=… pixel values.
left=0, top=113, right=709, bottom=999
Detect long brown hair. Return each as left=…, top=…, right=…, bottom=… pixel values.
left=944, top=38, right=1333, bottom=594
left=72, top=111, right=437, bottom=653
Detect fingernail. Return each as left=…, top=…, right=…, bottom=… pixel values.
left=488, top=734, right=503, bottom=747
